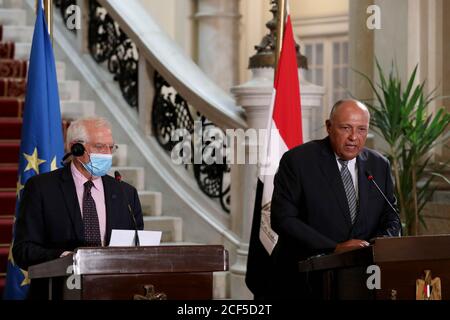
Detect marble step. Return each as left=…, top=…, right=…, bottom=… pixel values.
left=56, top=61, right=66, bottom=81
left=1, top=25, right=33, bottom=42
left=108, top=166, right=145, bottom=191
left=143, top=216, right=183, bottom=243
left=138, top=190, right=162, bottom=216
left=60, top=100, right=95, bottom=120
left=112, top=143, right=127, bottom=167
left=10, top=42, right=30, bottom=60
left=0, top=9, right=26, bottom=26
left=58, top=80, right=79, bottom=101
left=0, top=60, right=65, bottom=82
left=0, top=0, right=24, bottom=8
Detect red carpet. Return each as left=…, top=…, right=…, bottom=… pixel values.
left=0, top=26, right=25, bottom=296
left=0, top=277, right=5, bottom=295
left=0, top=218, right=13, bottom=244
left=0, top=97, right=24, bottom=117
left=0, top=140, right=20, bottom=163
left=0, top=78, right=26, bottom=97
left=0, top=192, right=16, bottom=216
left=0, top=165, right=18, bottom=189
left=0, top=59, right=27, bottom=78
left=0, top=246, right=9, bottom=274
left=0, top=42, right=15, bottom=59
left=0, top=117, right=22, bottom=139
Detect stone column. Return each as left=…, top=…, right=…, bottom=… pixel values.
left=193, top=0, right=240, bottom=93
left=442, top=0, right=450, bottom=162
left=348, top=0, right=374, bottom=101
left=229, top=68, right=273, bottom=300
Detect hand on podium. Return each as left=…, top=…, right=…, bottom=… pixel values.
left=334, top=239, right=370, bottom=253
left=59, top=251, right=73, bottom=258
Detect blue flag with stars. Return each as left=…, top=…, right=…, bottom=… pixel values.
left=3, top=0, right=64, bottom=300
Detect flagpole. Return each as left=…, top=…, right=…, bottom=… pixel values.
left=36, top=0, right=53, bottom=43
left=274, top=0, right=286, bottom=69
left=44, top=0, right=53, bottom=43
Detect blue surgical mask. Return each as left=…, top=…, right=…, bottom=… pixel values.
left=81, top=153, right=112, bottom=177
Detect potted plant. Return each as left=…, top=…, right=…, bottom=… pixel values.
left=356, top=61, right=450, bottom=235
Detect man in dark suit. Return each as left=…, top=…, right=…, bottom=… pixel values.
left=13, top=117, right=144, bottom=272
left=270, top=99, right=401, bottom=298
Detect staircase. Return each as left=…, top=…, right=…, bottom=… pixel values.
left=0, top=0, right=188, bottom=297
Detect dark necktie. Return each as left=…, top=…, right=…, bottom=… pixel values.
left=338, top=159, right=358, bottom=224
left=83, top=180, right=102, bottom=246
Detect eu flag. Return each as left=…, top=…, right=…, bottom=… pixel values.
left=3, top=0, right=64, bottom=300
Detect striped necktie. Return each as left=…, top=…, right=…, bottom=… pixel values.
left=338, top=159, right=358, bottom=224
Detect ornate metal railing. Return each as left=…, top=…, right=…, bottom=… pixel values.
left=56, top=0, right=231, bottom=212
left=87, top=0, right=138, bottom=108
left=152, top=73, right=231, bottom=212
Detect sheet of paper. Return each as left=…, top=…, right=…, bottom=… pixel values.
left=109, top=229, right=162, bottom=247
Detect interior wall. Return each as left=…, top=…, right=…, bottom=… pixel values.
left=137, top=0, right=195, bottom=58
left=290, top=0, right=348, bottom=18
left=238, top=0, right=272, bottom=83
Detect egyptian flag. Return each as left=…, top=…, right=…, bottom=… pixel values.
left=245, top=10, right=303, bottom=298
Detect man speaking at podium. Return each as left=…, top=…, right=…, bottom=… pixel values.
left=270, top=100, right=401, bottom=298
left=13, top=117, right=144, bottom=271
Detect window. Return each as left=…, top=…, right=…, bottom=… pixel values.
left=300, top=36, right=349, bottom=118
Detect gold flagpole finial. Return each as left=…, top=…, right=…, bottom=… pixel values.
left=248, top=0, right=307, bottom=70
left=274, top=0, right=286, bottom=69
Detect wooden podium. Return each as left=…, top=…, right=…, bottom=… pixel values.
left=298, top=235, right=450, bottom=300
left=28, top=245, right=228, bottom=300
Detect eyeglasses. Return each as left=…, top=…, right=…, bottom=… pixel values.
left=91, top=143, right=118, bottom=153
left=78, top=141, right=118, bottom=154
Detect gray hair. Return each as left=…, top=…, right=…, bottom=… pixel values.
left=329, top=99, right=370, bottom=122
left=66, top=117, right=112, bottom=147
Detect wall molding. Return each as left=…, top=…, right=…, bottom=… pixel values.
left=292, top=14, right=349, bottom=38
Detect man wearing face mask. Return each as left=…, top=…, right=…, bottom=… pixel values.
left=13, top=117, right=144, bottom=271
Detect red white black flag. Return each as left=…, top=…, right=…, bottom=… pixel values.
left=246, top=7, right=303, bottom=297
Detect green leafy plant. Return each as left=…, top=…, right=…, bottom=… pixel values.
left=356, top=61, right=450, bottom=235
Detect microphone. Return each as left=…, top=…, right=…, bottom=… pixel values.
left=365, top=170, right=399, bottom=215
left=365, top=170, right=402, bottom=236
left=114, top=170, right=140, bottom=247
left=61, top=143, right=85, bottom=164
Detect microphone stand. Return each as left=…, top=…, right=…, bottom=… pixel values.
left=115, top=171, right=140, bottom=246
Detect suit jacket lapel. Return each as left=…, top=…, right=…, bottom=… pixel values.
left=318, top=138, right=352, bottom=228
left=59, top=164, right=84, bottom=240
left=102, top=176, right=118, bottom=245
left=354, top=150, right=369, bottom=237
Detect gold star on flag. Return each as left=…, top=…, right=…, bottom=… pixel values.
left=20, top=270, right=30, bottom=286
left=8, top=241, right=15, bottom=265
left=50, top=156, right=58, bottom=171
left=23, top=148, right=46, bottom=174
left=8, top=241, right=30, bottom=286
left=16, top=176, right=24, bottom=200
